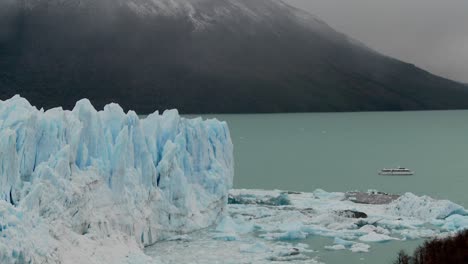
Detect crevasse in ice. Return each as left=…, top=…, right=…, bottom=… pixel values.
left=0, top=95, right=234, bottom=263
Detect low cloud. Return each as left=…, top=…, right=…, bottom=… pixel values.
left=288, top=0, right=468, bottom=83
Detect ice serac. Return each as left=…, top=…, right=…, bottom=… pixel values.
left=0, top=95, right=234, bottom=263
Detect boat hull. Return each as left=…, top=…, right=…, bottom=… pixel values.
left=379, top=172, right=414, bottom=176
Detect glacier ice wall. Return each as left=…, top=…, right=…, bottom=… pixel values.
left=0, top=95, right=234, bottom=263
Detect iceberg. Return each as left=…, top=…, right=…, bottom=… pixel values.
left=0, top=96, right=234, bottom=263
left=324, top=238, right=370, bottom=253
left=385, top=192, right=467, bottom=220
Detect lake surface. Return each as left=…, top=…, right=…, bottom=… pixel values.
left=198, top=111, right=468, bottom=207
left=191, top=110, right=468, bottom=263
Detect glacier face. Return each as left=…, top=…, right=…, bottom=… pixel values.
left=0, top=95, right=233, bottom=263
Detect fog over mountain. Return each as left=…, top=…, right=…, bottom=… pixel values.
left=288, top=0, right=468, bottom=84
left=1, top=0, right=468, bottom=113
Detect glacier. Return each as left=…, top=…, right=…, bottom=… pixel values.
left=0, top=95, right=234, bottom=263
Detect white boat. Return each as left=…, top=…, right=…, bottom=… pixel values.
left=379, top=167, right=414, bottom=176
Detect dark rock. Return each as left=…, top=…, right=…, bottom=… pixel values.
left=336, top=210, right=368, bottom=219
left=289, top=248, right=300, bottom=256
left=286, top=191, right=302, bottom=195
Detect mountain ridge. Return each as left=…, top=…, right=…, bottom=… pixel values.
left=1, top=0, right=468, bottom=113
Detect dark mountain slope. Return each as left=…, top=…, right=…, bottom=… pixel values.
left=1, top=0, right=467, bottom=113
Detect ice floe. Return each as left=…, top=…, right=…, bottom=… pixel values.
left=227, top=189, right=468, bottom=243
left=145, top=188, right=468, bottom=263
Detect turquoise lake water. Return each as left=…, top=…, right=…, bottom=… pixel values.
left=193, top=110, right=468, bottom=263
left=202, top=111, right=468, bottom=207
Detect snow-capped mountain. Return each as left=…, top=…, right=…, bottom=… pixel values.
left=1, top=0, right=468, bottom=113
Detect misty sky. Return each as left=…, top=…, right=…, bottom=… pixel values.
left=288, top=0, right=468, bottom=83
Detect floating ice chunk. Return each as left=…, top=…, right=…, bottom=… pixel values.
left=358, top=225, right=390, bottom=235
left=215, top=215, right=253, bottom=235
left=442, top=215, right=468, bottom=231
left=212, top=216, right=252, bottom=241
left=260, top=221, right=309, bottom=241
left=147, top=230, right=322, bottom=264
left=359, top=232, right=399, bottom=243
left=267, top=248, right=309, bottom=262
left=350, top=243, right=370, bottom=253
left=239, top=242, right=270, bottom=254
left=216, top=216, right=238, bottom=234
left=212, top=232, right=239, bottom=241
left=264, top=230, right=308, bottom=241
left=325, top=237, right=370, bottom=253
left=334, top=237, right=355, bottom=247
left=313, top=189, right=345, bottom=200
left=325, top=244, right=346, bottom=251
left=397, top=229, right=437, bottom=240
left=387, top=193, right=467, bottom=220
